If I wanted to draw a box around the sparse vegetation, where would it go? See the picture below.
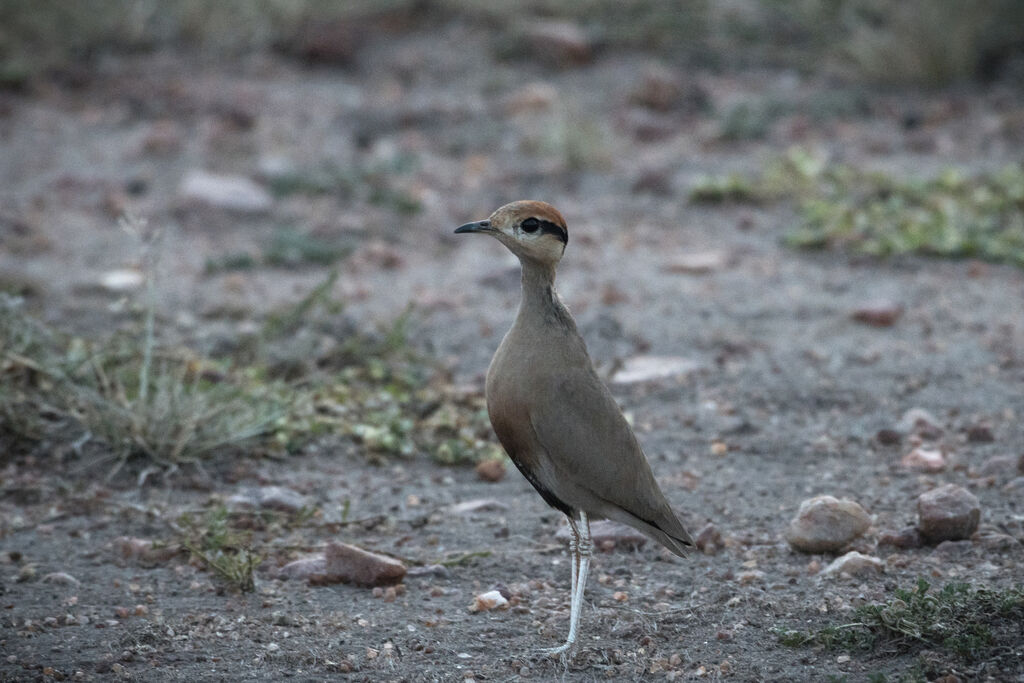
[779,579,1024,668]
[178,505,261,592]
[692,149,1024,267]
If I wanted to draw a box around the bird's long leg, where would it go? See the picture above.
[543,511,592,658]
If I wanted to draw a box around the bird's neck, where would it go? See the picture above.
[517,259,572,330]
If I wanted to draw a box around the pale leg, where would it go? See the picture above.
[543,511,592,657]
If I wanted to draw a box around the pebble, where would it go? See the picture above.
[965,422,995,443]
[822,551,884,577]
[447,499,509,515]
[878,526,922,549]
[917,484,981,543]
[631,63,683,112]
[469,590,509,612]
[974,454,1016,478]
[663,251,727,275]
[112,537,179,565]
[278,542,406,587]
[99,269,144,293]
[474,459,506,483]
[228,485,309,513]
[178,170,272,213]
[784,495,871,553]
[897,407,943,438]
[611,356,699,384]
[520,20,592,67]
[695,523,724,555]
[851,301,903,327]
[554,519,647,551]
[41,572,81,586]
[501,82,558,115]
[901,447,946,472]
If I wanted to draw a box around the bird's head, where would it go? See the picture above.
[455,200,568,265]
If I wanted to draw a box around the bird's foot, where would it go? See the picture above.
[538,640,575,661]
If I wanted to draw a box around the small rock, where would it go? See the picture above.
[631,168,674,196]
[141,119,182,155]
[737,570,765,585]
[278,542,406,587]
[663,251,727,275]
[933,540,974,557]
[1003,476,1024,494]
[974,454,1016,478]
[475,459,506,483]
[323,541,406,587]
[875,428,901,445]
[277,556,328,583]
[897,408,943,438]
[901,447,946,473]
[469,590,509,612]
[294,19,365,65]
[406,564,451,579]
[41,572,80,587]
[113,537,179,565]
[447,499,509,515]
[228,486,309,513]
[785,495,871,553]
[611,356,699,384]
[99,269,144,293]
[501,82,558,115]
[878,527,922,549]
[612,590,628,602]
[822,551,884,577]
[555,520,647,551]
[179,170,272,213]
[965,422,995,443]
[520,21,592,67]
[917,484,981,544]
[851,301,903,327]
[694,523,724,555]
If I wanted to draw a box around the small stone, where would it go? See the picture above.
[474,459,506,483]
[933,540,974,557]
[611,356,699,384]
[737,570,765,585]
[901,447,946,473]
[663,251,727,275]
[631,64,683,112]
[1003,476,1024,493]
[694,523,724,555]
[836,654,851,664]
[179,170,272,213]
[875,428,901,445]
[99,269,144,293]
[917,484,981,543]
[41,572,81,587]
[323,542,406,587]
[276,556,327,583]
[113,537,179,566]
[974,455,1016,478]
[851,301,903,327]
[555,520,647,551]
[710,441,728,456]
[785,495,871,553]
[520,21,592,67]
[822,551,884,577]
[878,527,922,549]
[141,119,182,155]
[501,82,558,115]
[228,486,309,513]
[897,408,943,438]
[612,591,628,602]
[966,422,995,443]
[469,590,509,612]
[447,499,509,515]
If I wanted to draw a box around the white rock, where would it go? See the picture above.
[447,499,509,515]
[612,356,699,384]
[179,170,272,213]
[663,251,727,274]
[900,447,945,472]
[99,269,144,292]
[822,551,884,577]
[469,590,509,612]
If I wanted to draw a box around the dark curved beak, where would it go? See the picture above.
[454,220,492,235]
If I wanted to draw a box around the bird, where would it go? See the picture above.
[454,200,693,656]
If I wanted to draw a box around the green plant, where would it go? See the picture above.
[779,579,1024,665]
[178,505,261,592]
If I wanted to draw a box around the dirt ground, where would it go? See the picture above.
[2,16,1024,683]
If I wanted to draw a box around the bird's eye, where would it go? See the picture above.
[521,218,539,233]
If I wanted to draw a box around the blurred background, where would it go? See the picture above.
[2,2,1024,680]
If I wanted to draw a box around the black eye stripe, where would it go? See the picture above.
[520,217,567,244]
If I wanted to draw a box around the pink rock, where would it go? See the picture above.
[822,551,883,577]
[901,447,946,473]
[323,542,405,587]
